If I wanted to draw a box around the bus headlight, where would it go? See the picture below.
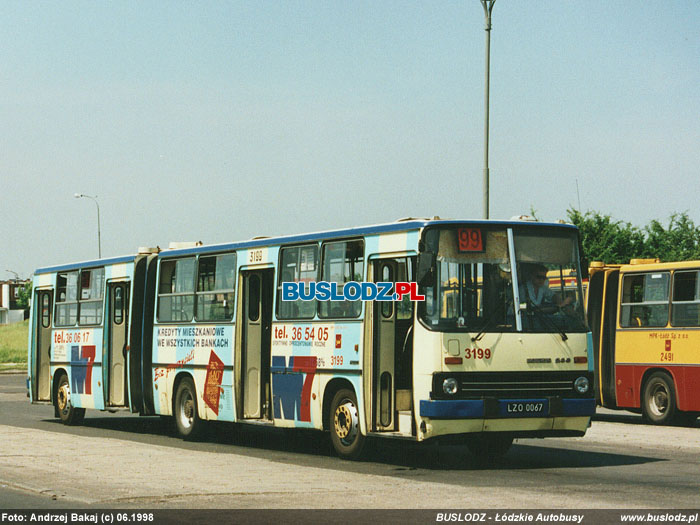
[574,376,590,394]
[442,377,459,396]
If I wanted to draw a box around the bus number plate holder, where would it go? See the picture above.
[501,400,549,417]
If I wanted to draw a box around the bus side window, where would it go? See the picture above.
[671,270,700,327]
[276,244,318,320]
[78,268,105,325]
[196,253,236,322]
[158,258,195,322]
[55,271,78,326]
[620,272,670,328]
[319,239,364,319]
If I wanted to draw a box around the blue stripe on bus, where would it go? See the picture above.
[419,400,485,419]
[420,397,596,419]
[35,255,136,274]
[562,398,596,416]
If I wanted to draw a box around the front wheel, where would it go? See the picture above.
[55,373,85,425]
[642,372,677,425]
[329,389,365,460]
[174,377,204,440]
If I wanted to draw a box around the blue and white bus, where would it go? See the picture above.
[28,218,595,459]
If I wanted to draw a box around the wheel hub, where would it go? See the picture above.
[57,383,70,413]
[651,385,668,415]
[180,392,194,428]
[334,400,358,444]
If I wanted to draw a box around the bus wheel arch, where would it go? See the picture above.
[172,373,204,440]
[641,370,678,425]
[53,370,85,425]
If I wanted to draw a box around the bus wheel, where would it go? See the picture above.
[174,377,203,440]
[330,389,365,460]
[642,372,677,425]
[55,373,85,425]
[466,433,513,462]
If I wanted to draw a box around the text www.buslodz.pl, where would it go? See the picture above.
[281,281,425,302]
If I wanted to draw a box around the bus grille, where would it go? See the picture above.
[431,371,593,400]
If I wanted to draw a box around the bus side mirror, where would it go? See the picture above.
[417,252,436,287]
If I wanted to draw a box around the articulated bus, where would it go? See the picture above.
[28,218,595,459]
[587,259,700,425]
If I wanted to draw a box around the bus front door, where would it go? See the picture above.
[371,258,415,433]
[33,289,53,402]
[106,282,129,407]
[241,269,273,419]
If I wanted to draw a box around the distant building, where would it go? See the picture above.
[0,279,30,325]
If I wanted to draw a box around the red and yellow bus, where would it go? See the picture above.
[587,259,700,425]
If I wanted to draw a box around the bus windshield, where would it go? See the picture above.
[420,226,587,333]
[513,228,587,333]
[421,227,515,332]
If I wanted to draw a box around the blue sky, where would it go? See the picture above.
[2,1,699,278]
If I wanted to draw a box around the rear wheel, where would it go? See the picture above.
[642,372,677,425]
[466,433,513,462]
[55,373,85,425]
[174,377,203,440]
[329,389,365,460]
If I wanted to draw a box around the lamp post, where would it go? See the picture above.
[481,0,496,220]
[74,193,101,258]
[5,270,20,280]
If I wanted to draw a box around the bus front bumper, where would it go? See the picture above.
[417,398,595,441]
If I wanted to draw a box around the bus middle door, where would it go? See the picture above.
[240,269,274,419]
[105,282,129,407]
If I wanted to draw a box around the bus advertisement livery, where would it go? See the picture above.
[27,218,595,460]
[587,259,700,426]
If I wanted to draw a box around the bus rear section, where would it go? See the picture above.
[587,259,700,425]
[413,223,595,456]
[27,252,155,423]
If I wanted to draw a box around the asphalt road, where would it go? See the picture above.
[1,373,698,510]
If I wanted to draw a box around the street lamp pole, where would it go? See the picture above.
[5,270,20,280]
[481,0,496,220]
[74,193,101,258]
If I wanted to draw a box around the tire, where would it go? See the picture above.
[55,373,85,426]
[174,377,203,440]
[642,372,677,425]
[465,433,513,462]
[329,388,365,460]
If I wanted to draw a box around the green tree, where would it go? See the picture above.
[16,280,32,311]
[567,209,645,264]
[641,213,700,262]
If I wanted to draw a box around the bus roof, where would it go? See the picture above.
[34,255,138,275]
[33,218,579,272]
[161,218,578,258]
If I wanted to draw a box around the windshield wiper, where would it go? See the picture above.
[472,301,510,342]
[526,301,568,341]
